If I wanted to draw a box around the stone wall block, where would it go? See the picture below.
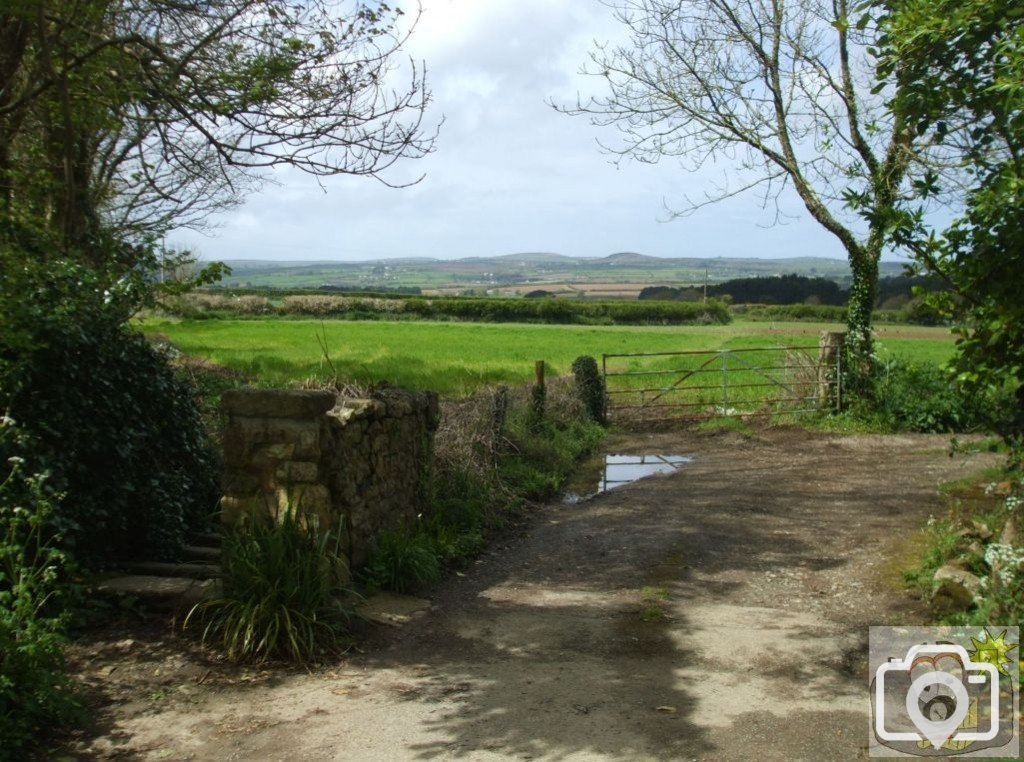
[222,470,260,496]
[258,442,296,461]
[275,461,320,483]
[221,387,436,573]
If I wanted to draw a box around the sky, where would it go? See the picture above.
[169,0,866,264]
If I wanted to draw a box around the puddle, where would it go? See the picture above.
[562,454,693,504]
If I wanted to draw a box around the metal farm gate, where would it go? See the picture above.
[601,342,842,424]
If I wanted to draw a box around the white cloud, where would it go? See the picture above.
[170,0,852,263]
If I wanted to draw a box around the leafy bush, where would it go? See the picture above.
[571,355,606,423]
[167,291,733,326]
[185,507,352,663]
[361,527,441,594]
[0,423,81,756]
[499,410,605,500]
[733,302,942,325]
[1,263,219,563]
[849,359,1002,433]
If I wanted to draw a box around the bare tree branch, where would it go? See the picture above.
[0,0,437,243]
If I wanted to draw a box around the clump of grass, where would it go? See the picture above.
[638,586,671,622]
[639,605,668,623]
[184,507,352,663]
[361,528,441,594]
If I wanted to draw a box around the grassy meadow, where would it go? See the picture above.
[144,318,957,397]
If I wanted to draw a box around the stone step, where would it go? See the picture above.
[128,561,221,579]
[182,544,220,562]
[97,575,219,610]
[192,531,223,546]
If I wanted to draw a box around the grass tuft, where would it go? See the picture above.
[184,507,353,663]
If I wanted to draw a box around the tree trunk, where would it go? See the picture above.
[845,246,880,374]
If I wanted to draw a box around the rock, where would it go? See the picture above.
[957,520,994,541]
[275,460,319,483]
[1001,516,1018,547]
[931,565,982,614]
[98,575,220,610]
[944,556,971,571]
[971,520,994,541]
[357,592,431,627]
[330,398,385,424]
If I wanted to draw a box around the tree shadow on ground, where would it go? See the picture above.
[349,448,861,760]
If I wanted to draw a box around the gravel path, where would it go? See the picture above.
[72,427,997,761]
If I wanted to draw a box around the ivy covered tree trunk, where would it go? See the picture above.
[846,249,880,371]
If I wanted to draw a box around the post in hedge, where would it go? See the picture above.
[531,360,546,419]
[572,355,607,424]
[818,331,846,410]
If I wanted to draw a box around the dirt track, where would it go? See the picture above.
[71,427,997,761]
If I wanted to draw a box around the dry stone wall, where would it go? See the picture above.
[221,387,440,573]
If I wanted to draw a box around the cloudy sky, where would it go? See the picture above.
[170,0,862,263]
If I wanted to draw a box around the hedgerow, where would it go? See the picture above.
[1,261,219,564]
[163,292,732,326]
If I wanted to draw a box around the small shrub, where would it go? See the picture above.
[848,359,1003,433]
[0,423,81,755]
[362,527,441,593]
[571,355,606,423]
[184,507,352,663]
[1,264,219,563]
[499,410,605,501]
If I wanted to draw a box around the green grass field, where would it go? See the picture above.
[143,318,957,397]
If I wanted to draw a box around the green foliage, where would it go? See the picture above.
[903,518,961,590]
[0,1,429,248]
[167,292,733,326]
[905,474,1024,630]
[185,508,352,663]
[876,0,1024,443]
[0,261,219,564]
[361,528,442,594]
[571,356,607,423]
[361,468,490,594]
[732,302,941,325]
[0,423,82,757]
[707,274,848,305]
[499,411,606,501]
[845,358,1003,433]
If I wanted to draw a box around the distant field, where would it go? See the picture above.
[143,318,956,397]
[217,253,907,292]
[430,282,658,298]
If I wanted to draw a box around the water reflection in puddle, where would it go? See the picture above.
[562,454,693,504]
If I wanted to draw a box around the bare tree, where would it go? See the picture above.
[0,0,435,253]
[560,0,950,360]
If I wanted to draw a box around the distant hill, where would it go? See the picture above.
[209,252,907,292]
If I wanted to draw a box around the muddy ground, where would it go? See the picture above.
[62,426,998,760]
